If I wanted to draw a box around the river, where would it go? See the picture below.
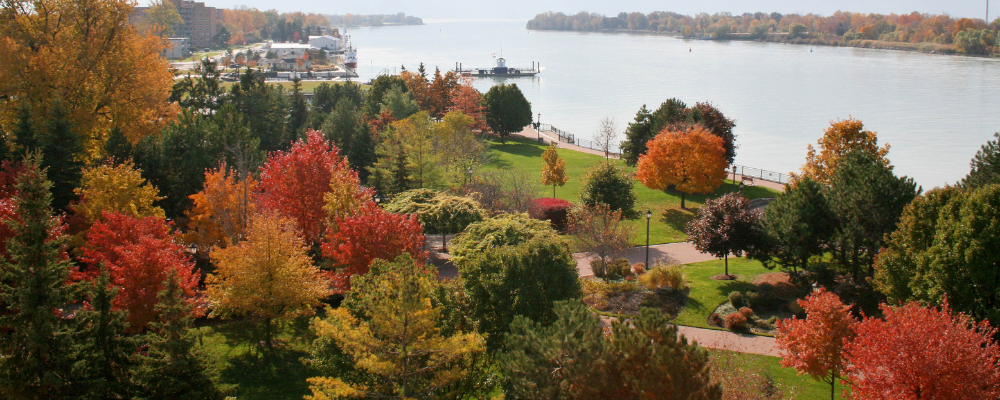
[348,19,1000,188]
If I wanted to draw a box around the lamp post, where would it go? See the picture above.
[467,165,474,187]
[536,113,541,143]
[645,210,652,268]
[732,165,738,192]
[739,181,745,195]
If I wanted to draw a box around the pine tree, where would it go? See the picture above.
[0,152,80,398]
[12,102,36,158]
[133,271,222,400]
[288,76,309,141]
[104,127,133,165]
[75,266,137,400]
[42,101,84,211]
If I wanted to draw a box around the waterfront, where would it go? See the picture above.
[350,19,1000,187]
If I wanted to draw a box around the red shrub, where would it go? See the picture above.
[739,306,755,319]
[528,197,572,232]
[725,312,748,331]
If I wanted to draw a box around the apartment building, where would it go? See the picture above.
[170,0,223,48]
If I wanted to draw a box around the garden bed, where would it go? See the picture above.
[581,277,687,318]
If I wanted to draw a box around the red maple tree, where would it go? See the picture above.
[844,300,1000,400]
[0,161,24,260]
[775,288,857,400]
[447,76,488,132]
[321,203,427,292]
[78,212,201,332]
[257,130,352,245]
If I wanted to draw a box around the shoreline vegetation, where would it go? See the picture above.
[527,11,1000,57]
[325,13,423,27]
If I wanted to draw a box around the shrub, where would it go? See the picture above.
[631,262,646,275]
[788,299,804,315]
[640,264,685,290]
[579,161,638,218]
[745,291,761,308]
[605,258,632,280]
[728,291,745,308]
[528,197,572,232]
[739,307,755,319]
[710,313,724,326]
[725,312,748,331]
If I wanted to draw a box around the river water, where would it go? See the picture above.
[349,19,1000,188]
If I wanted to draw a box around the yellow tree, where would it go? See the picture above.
[636,125,727,209]
[141,0,183,37]
[0,0,179,159]
[541,143,569,197]
[71,160,165,225]
[305,255,486,399]
[185,164,257,252]
[799,117,890,184]
[323,164,374,231]
[207,212,331,347]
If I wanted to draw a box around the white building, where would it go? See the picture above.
[308,35,342,51]
[163,37,191,59]
[261,41,313,58]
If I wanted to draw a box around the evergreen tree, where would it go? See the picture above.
[104,127,133,164]
[133,272,222,400]
[368,126,413,197]
[756,177,836,273]
[962,132,1000,188]
[0,153,80,398]
[364,76,408,118]
[621,98,689,166]
[287,76,309,141]
[321,98,375,182]
[578,161,637,218]
[228,68,290,153]
[482,83,532,143]
[12,102,37,157]
[42,101,84,211]
[75,267,137,400]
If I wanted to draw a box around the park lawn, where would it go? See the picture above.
[485,136,780,245]
[218,80,366,93]
[707,349,846,400]
[197,320,316,400]
[672,257,773,329]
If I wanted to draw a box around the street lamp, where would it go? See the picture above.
[536,113,541,143]
[739,181,745,195]
[645,210,652,268]
[732,165,738,192]
[467,165,474,186]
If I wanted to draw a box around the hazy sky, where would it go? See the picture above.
[215,0,994,21]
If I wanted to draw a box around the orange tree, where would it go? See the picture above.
[635,125,727,209]
[844,300,1000,399]
[776,289,857,400]
[185,164,258,252]
[799,117,890,184]
[0,0,178,159]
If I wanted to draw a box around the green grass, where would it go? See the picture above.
[219,80,365,93]
[485,136,780,245]
[708,349,847,400]
[198,320,315,399]
[672,257,774,329]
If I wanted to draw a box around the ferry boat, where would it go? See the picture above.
[343,35,358,69]
[455,57,540,77]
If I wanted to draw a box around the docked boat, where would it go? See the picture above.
[455,57,540,77]
[343,35,358,69]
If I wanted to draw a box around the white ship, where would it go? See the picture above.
[343,35,358,69]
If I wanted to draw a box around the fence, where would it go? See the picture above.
[538,124,620,157]
[732,165,791,184]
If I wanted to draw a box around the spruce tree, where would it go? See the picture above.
[12,103,37,158]
[287,76,309,141]
[75,266,137,399]
[103,127,133,165]
[0,152,80,398]
[133,271,222,400]
[42,101,84,211]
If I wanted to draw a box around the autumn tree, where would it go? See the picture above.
[322,204,427,292]
[384,189,485,251]
[448,76,488,132]
[844,301,1000,400]
[579,160,637,217]
[621,99,690,166]
[257,130,350,246]
[0,154,79,398]
[541,143,569,197]
[322,162,373,228]
[687,193,763,278]
[434,111,487,186]
[568,204,635,278]
[142,0,184,36]
[207,213,331,347]
[776,289,857,400]
[185,165,258,252]
[79,213,200,332]
[305,255,486,399]
[482,83,532,143]
[799,117,890,184]
[71,160,165,226]
[0,0,178,159]
[756,176,835,273]
[593,116,618,159]
[636,125,728,209]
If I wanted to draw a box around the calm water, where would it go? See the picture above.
[349,20,1000,188]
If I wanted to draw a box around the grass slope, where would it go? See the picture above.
[485,136,779,245]
[708,349,847,400]
[673,257,774,329]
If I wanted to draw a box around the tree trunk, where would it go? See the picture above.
[830,370,836,400]
[681,192,686,209]
[725,253,729,277]
[442,233,447,253]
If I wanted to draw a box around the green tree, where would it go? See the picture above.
[228,68,290,153]
[384,189,485,251]
[482,83,532,143]
[134,111,220,218]
[75,267,136,400]
[380,85,420,120]
[367,126,413,197]
[954,28,996,54]
[788,23,809,39]
[455,235,581,350]
[449,212,558,264]
[620,99,688,166]
[756,177,836,273]
[579,161,637,218]
[170,59,225,114]
[540,143,569,197]
[503,302,723,399]
[321,98,375,182]
[103,127,133,164]
[132,272,223,400]
[305,255,486,399]
[0,154,79,398]
[287,76,310,141]
[144,0,183,36]
[962,132,1000,188]
[313,81,365,114]
[364,76,408,118]
[827,149,918,277]
[42,100,84,211]
[686,193,764,277]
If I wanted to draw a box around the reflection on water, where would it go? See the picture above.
[350,20,1000,187]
